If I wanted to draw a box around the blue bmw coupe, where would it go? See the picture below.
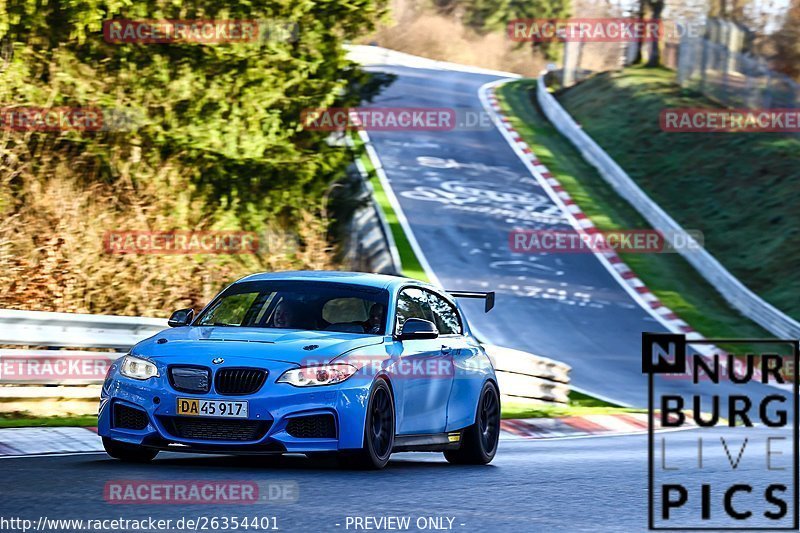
[99,271,500,469]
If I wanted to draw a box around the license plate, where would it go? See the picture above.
[176,398,248,418]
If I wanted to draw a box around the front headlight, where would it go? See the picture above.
[277,364,357,387]
[119,355,159,380]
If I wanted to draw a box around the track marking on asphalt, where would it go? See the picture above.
[0,451,106,459]
[355,67,629,391]
[477,79,691,345]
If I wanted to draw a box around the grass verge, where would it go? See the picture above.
[501,391,645,419]
[0,412,96,428]
[555,67,800,321]
[496,78,773,355]
[351,134,430,282]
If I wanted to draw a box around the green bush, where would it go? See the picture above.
[0,1,387,315]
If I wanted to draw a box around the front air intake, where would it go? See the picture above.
[159,417,271,442]
[286,414,337,439]
[113,403,149,430]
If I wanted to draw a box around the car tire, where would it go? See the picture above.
[444,382,500,465]
[102,437,158,463]
[345,379,394,470]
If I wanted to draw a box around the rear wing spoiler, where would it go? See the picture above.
[447,291,495,313]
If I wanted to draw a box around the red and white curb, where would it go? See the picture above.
[0,427,101,456]
[0,416,674,457]
[477,81,763,383]
[500,413,684,440]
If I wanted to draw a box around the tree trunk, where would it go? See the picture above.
[645,1,665,67]
[631,0,645,64]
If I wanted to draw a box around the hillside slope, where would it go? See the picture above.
[557,67,800,321]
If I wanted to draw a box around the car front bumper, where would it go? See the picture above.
[98,374,371,453]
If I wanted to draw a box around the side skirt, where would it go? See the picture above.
[392,430,464,452]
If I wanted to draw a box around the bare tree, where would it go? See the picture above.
[708,0,749,20]
[645,0,666,66]
[632,0,646,64]
[771,0,800,80]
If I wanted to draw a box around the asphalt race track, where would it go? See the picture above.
[6,439,641,533]
[360,59,790,409]
[360,63,661,407]
[3,427,793,533]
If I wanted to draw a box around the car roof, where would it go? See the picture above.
[235,270,438,293]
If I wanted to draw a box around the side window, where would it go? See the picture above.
[425,291,462,335]
[395,288,434,334]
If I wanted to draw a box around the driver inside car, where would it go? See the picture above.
[271,300,299,329]
[364,303,385,334]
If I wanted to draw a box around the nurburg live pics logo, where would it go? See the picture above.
[643,332,799,530]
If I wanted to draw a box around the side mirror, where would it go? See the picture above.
[398,318,439,340]
[168,308,194,328]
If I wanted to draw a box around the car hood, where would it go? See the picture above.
[133,326,386,366]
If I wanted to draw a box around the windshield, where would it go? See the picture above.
[194,280,390,335]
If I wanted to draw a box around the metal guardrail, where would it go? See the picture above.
[483,345,571,405]
[537,74,800,340]
[0,310,571,406]
[0,310,166,408]
[345,133,402,274]
[0,309,166,349]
